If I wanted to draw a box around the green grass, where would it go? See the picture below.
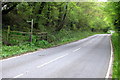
[1,30,104,59]
[112,33,120,79]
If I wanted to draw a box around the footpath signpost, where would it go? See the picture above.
[27,19,33,43]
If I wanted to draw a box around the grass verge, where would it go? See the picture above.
[1,30,103,59]
[112,33,120,79]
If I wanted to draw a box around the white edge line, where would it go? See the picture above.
[73,47,81,52]
[105,36,113,78]
[13,73,24,78]
[1,35,98,62]
[37,53,69,68]
[2,49,43,62]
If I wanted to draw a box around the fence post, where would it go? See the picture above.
[46,33,47,41]
[7,25,10,42]
[27,19,33,43]
[30,19,33,43]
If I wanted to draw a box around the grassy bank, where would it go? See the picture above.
[1,30,103,59]
[112,33,120,79]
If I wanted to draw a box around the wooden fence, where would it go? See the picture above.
[3,30,47,45]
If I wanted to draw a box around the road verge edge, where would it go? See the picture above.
[105,36,113,78]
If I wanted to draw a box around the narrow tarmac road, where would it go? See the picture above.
[1,34,111,78]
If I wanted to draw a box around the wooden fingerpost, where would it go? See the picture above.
[27,19,33,43]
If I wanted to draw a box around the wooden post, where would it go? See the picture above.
[46,33,48,41]
[27,19,33,43]
[7,25,10,42]
[45,33,47,41]
[30,19,33,43]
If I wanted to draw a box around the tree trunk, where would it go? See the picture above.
[55,3,68,32]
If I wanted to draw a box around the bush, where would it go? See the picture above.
[1,30,102,59]
[47,34,56,43]
[35,40,49,48]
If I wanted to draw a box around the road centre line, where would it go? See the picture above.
[13,73,24,78]
[13,54,69,78]
[73,47,81,52]
[73,37,98,52]
[2,35,97,62]
[37,53,69,68]
[83,36,99,47]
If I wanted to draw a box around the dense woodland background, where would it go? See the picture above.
[2,2,118,32]
[2,2,120,45]
[1,2,120,78]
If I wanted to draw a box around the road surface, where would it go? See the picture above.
[1,34,111,78]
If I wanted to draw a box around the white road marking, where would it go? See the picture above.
[1,35,98,62]
[12,54,69,78]
[2,49,43,62]
[13,73,24,78]
[37,53,69,68]
[105,36,113,78]
[85,36,99,47]
[73,47,81,52]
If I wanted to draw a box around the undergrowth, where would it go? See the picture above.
[112,33,120,79]
[1,30,103,59]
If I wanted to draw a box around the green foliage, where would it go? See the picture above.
[1,44,38,58]
[35,40,49,47]
[2,2,120,78]
[1,31,101,59]
[2,2,116,32]
[47,34,56,42]
[112,33,120,79]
